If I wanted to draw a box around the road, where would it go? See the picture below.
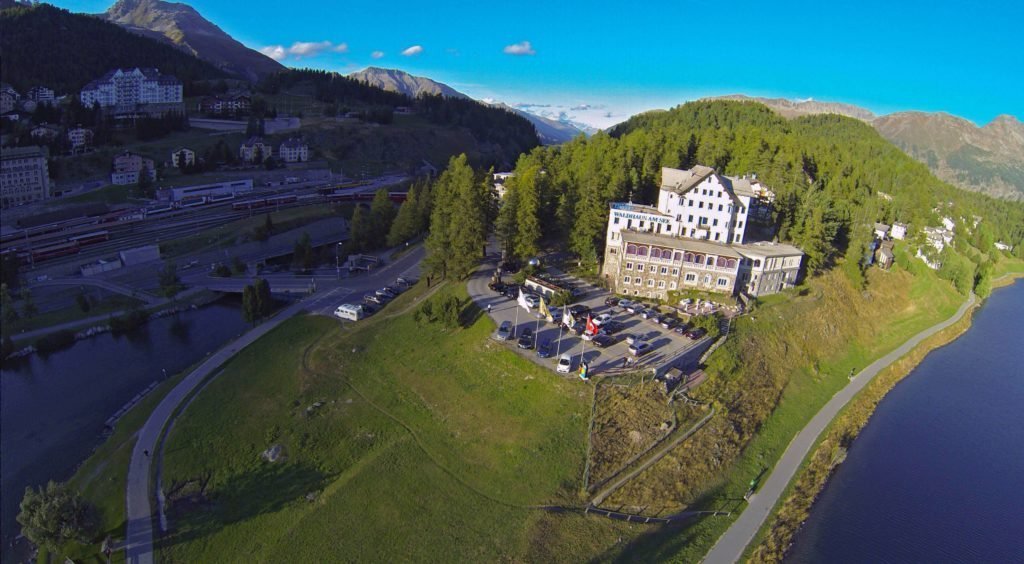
[702,292,977,564]
[123,246,424,564]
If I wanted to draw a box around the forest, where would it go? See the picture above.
[0,3,226,94]
[495,100,1024,292]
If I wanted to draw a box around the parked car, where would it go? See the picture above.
[602,320,625,334]
[494,320,514,341]
[556,353,573,374]
[617,298,634,311]
[660,316,679,330]
[640,308,658,319]
[488,281,506,293]
[360,302,380,315]
[628,341,653,356]
[687,327,707,340]
[548,308,563,324]
[581,328,604,341]
[673,323,689,334]
[382,285,402,295]
[376,288,396,299]
[570,286,586,297]
[523,294,539,308]
[626,302,646,314]
[568,304,591,317]
[570,321,587,336]
[593,334,616,348]
[604,296,620,307]
[364,294,385,305]
[502,285,520,300]
[396,276,417,287]
[518,327,535,349]
[592,313,613,327]
[625,333,647,346]
[537,339,554,358]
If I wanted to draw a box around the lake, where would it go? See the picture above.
[787,279,1024,562]
[0,299,247,560]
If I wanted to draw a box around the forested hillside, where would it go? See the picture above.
[497,101,1024,283]
[259,69,539,169]
[0,3,225,94]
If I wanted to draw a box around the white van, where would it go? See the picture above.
[334,304,364,321]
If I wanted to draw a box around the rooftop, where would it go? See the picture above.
[610,202,670,217]
[732,241,805,258]
[620,229,743,257]
[1,146,47,160]
[661,165,715,193]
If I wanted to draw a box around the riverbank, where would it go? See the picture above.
[746,270,1024,562]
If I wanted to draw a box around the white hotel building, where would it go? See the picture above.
[80,68,182,114]
[602,165,803,300]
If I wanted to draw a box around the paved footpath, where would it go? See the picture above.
[124,246,424,564]
[703,292,976,564]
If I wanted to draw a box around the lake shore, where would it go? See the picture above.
[746,270,1024,562]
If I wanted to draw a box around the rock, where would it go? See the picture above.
[260,444,283,463]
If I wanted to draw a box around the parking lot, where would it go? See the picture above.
[467,246,714,377]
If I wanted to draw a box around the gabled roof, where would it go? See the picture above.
[660,165,715,194]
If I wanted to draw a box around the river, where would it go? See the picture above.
[787,278,1024,562]
[0,299,247,559]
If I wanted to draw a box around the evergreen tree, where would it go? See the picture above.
[20,288,37,319]
[369,188,397,246]
[513,162,543,259]
[254,278,273,318]
[1,283,18,328]
[292,232,315,271]
[387,183,422,247]
[157,262,182,299]
[448,160,490,278]
[241,285,257,325]
[348,206,371,251]
[495,182,519,259]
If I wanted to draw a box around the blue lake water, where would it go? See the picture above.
[0,300,247,560]
[787,279,1024,562]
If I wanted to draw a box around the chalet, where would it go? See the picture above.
[171,147,196,168]
[239,137,271,163]
[278,138,309,163]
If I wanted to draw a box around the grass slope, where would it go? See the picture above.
[158,283,640,561]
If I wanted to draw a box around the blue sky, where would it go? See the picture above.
[58,0,1023,128]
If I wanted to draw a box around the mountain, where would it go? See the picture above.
[710,94,1024,201]
[709,94,877,121]
[0,2,225,94]
[103,0,283,82]
[349,67,468,99]
[349,67,587,145]
[874,112,1024,201]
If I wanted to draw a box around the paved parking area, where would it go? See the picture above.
[466,242,712,377]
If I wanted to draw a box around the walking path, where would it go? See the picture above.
[123,246,424,564]
[702,292,977,564]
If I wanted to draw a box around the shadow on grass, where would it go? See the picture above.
[155,462,328,551]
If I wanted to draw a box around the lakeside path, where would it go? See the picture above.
[703,291,977,564]
[124,247,424,564]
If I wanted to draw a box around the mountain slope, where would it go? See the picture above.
[710,94,1024,201]
[349,67,468,99]
[349,66,586,145]
[103,0,283,82]
[874,112,1024,201]
[0,2,225,94]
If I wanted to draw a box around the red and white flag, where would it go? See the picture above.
[585,314,598,336]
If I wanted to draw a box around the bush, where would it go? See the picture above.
[109,309,149,335]
[414,294,462,329]
[17,481,99,551]
[212,264,232,278]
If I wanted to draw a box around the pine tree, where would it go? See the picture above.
[241,285,257,325]
[369,188,397,246]
[513,162,543,260]
[17,481,98,551]
[348,206,371,251]
[495,182,519,259]
[387,183,421,247]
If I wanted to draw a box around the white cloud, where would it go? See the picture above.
[371,50,385,59]
[259,40,346,61]
[503,41,536,56]
[260,45,287,61]
[401,45,424,56]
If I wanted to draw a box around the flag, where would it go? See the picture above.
[517,288,531,312]
[585,314,598,336]
[539,296,552,322]
[563,306,575,328]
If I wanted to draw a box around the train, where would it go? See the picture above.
[323,190,408,203]
[231,194,298,211]
[1,230,110,265]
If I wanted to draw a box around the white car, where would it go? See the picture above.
[523,294,539,308]
[556,354,573,374]
[593,313,613,326]
[617,299,634,311]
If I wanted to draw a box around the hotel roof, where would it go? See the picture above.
[620,230,742,258]
[732,241,805,258]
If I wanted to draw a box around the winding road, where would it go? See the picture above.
[702,292,977,564]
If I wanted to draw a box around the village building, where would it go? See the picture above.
[1,146,51,208]
[171,147,196,168]
[873,222,890,240]
[29,124,61,142]
[0,88,18,115]
[198,94,251,116]
[874,240,895,270]
[28,86,55,104]
[277,138,309,163]
[995,241,1013,252]
[67,126,94,151]
[890,222,908,240]
[239,137,271,163]
[493,172,514,199]
[111,151,156,185]
[79,68,182,115]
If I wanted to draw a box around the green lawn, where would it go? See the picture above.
[6,294,142,335]
[158,283,641,561]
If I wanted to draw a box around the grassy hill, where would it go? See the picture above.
[0,3,225,94]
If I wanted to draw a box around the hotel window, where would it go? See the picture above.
[660,266,668,274]
[718,204,723,211]
[658,280,666,288]
[623,276,631,284]
[738,221,744,228]
[635,278,643,285]
[647,279,655,287]
[698,202,704,209]
[685,273,696,282]
[670,281,677,290]
[718,191,723,198]
[637,264,644,272]
[625,262,633,270]
[672,268,679,276]
[688,199,694,206]
[713,218,719,226]
[613,217,620,225]
[704,275,712,284]
[714,233,720,241]
[627,219,633,228]
[717,277,729,287]
[688,214,694,222]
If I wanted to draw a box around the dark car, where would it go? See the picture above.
[673,323,689,334]
[502,284,520,299]
[568,304,591,317]
[488,281,506,293]
[536,339,554,358]
[604,296,620,307]
[628,341,653,356]
[593,334,615,348]
[602,320,625,334]
[518,328,535,349]
[640,308,658,320]
[360,302,380,315]
[660,316,679,330]
[570,320,587,336]
[687,327,708,340]
[626,302,646,315]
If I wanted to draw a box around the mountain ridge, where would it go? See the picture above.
[102,0,283,82]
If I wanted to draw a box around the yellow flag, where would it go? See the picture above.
[539,296,552,321]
